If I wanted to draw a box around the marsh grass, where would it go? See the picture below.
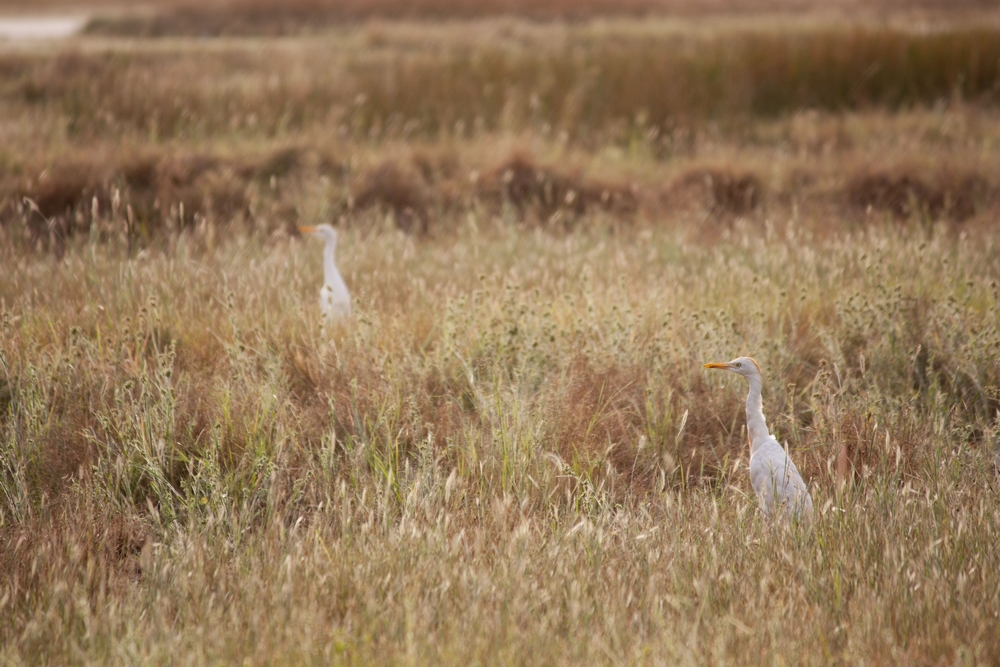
[3,123,999,247]
[4,19,1000,245]
[2,11,1000,665]
[2,214,1000,663]
[77,0,1000,35]
[5,24,1000,143]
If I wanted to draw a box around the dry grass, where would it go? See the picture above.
[3,216,999,664]
[6,137,997,248]
[76,0,1000,36]
[5,23,1000,143]
[17,0,1000,10]
[2,10,1000,665]
[846,167,990,222]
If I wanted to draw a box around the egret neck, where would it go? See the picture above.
[743,371,769,452]
[323,236,339,287]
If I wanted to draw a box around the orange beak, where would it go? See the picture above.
[298,225,316,234]
[703,362,730,370]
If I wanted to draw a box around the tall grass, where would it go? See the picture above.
[4,21,999,240]
[2,216,999,663]
[350,27,1000,137]
[79,0,1000,34]
[5,26,999,142]
[2,13,1000,664]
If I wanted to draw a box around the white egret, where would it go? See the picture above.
[704,357,813,522]
[299,224,351,320]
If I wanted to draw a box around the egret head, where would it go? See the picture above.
[298,224,338,247]
[703,356,762,379]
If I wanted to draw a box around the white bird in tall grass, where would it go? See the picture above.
[299,224,351,320]
[704,357,813,522]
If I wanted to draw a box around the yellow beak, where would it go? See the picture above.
[298,225,316,234]
[703,362,730,370]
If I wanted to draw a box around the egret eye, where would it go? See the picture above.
[734,362,742,367]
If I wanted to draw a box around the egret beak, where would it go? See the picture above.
[703,362,730,370]
[298,225,316,234]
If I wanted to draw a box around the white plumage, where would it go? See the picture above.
[299,224,351,320]
[704,356,813,522]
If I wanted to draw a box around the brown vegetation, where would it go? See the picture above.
[5,26,1000,144]
[351,159,430,233]
[6,144,998,251]
[481,154,639,224]
[5,213,999,663]
[846,168,990,221]
[1,148,315,247]
[670,169,764,215]
[80,0,1000,36]
[2,11,1000,664]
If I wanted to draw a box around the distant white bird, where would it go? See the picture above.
[299,224,351,320]
[704,357,813,522]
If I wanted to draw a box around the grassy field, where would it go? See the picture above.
[2,3,1000,665]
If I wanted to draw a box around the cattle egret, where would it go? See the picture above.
[299,224,351,320]
[704,357,813,522]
